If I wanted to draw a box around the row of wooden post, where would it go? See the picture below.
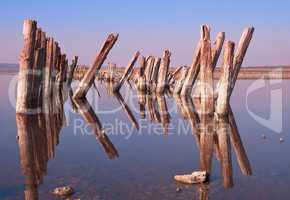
[16,19,78,114]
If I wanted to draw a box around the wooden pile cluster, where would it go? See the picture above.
[16,19,78,114]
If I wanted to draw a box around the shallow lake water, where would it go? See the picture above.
[0,70,290,200]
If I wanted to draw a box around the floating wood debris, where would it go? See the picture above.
[174,171,208,184]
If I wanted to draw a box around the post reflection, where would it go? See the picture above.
[173,95,252,199]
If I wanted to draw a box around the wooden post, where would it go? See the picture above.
[73,34,118,99]
[173,67,188,95]
[151,57,161,87]
[200,25,214,115]
[43,37,53,112]
[144,56,155,84]
[193,32,225,97]
[168,65,183,85]
[137,56,147,92]
[156,50,171,94]
[108,62,116,81]
[113,51,140,92]
[67,56,78,87]
[216,41,235,115]
[180,40,201,96]
[16,19,38,113]
[229,27,254,96]
[212,32,225,71]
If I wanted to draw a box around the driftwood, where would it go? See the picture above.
[156,50,171,94]
[174,171,207,184]
[74,34,118,98]
[113,51,140,92]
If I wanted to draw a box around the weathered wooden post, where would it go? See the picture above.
[168,65,183,85]
[67,56,78,87]
[216,41,235,115]
[43,37,54,113]
[107,62,116,81]
[173,67,188,95]
[212,32,225,71]
[16,19,37,113]
[156,50,171,94]
[113,51,140,92]
[144,56,155,85]
[229,27,254,96]
[137,56,147,92]
[193,32,225,97]
[151,57,161,89]
[74,34,118,99]
[180,40,201,96]
[200,25,214,115]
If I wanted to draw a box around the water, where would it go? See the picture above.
[0,71,290,199]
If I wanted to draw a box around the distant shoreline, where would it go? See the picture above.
[2,64,290,79]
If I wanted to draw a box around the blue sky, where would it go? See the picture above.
[1,0,290,66]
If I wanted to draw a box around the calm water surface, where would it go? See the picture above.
[0,71,290,200]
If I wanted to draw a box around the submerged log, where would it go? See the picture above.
[156,50,171,94]
[174,171,208,184]
[73,34,118,98]
[113,51,140,92]
[216,41,235,115]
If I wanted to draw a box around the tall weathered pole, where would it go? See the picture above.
[74,34,118,98]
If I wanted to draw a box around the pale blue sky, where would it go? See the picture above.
[1,0,290,66]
